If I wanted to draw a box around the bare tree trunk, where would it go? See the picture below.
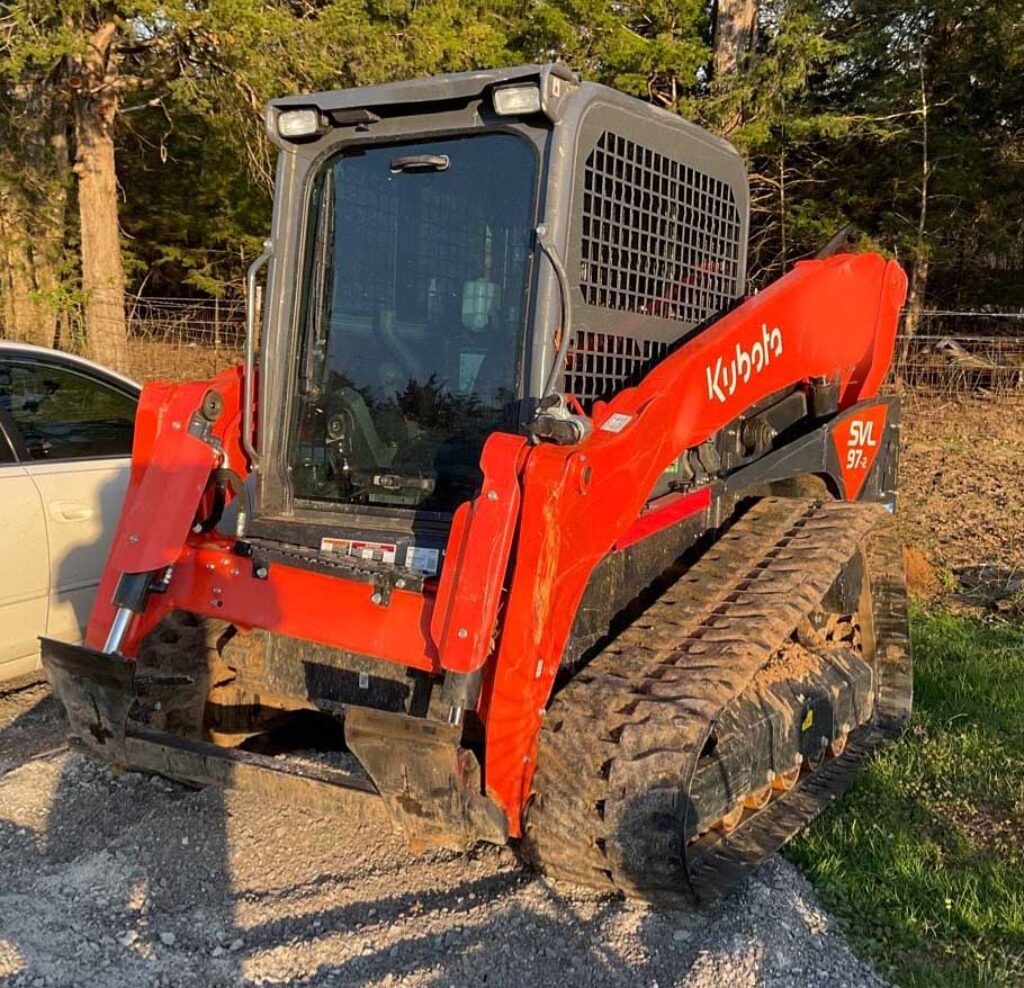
[779,141,787,275]
[712,0,759,134]
[0,245,14,336]
[29,116,70,349]
[713,0,759,80]
[73,20,127,371]
[0,191,54,345]
[899,58,930,372]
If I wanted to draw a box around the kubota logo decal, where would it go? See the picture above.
[706,324,784,404]
[831,404,889,499]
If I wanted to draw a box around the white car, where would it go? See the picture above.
[0,343,139,680]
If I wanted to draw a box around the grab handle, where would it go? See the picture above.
[243,238,273,470]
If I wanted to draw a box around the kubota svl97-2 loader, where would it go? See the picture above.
[43,63,911,905]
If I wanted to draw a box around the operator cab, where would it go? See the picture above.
[246,64,748,584]
[290,133,535,514]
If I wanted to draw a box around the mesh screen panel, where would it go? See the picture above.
[579,132,742,325]
[565,330,669,409]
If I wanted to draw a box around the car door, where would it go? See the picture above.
[0,413,49,678]
[0,356,137,649]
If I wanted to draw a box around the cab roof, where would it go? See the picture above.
[270,63,578,115]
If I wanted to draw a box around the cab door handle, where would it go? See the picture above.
[52,501,95,522]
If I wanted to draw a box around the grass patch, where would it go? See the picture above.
[788,610,1024,987]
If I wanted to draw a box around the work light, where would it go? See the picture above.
[277,108,321,139]
[492,84,542,116]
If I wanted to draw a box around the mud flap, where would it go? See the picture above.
[40,639,138,765]
[344,707,507,850]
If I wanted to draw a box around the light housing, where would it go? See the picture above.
[277,108,322,140]
[492,83,542,117]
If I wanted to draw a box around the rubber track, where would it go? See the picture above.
[522,497,911,906]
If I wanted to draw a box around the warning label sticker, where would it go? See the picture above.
[404,545,440,576]
[600,413,633,433]
[320,538,397,565]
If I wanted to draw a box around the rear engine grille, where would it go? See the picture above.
[580,131,743,325]
[565,330,669,410]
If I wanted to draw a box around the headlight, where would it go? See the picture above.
[492,84,542,116]
[277,108,321,139]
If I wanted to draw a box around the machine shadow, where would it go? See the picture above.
[0,652,841,985]
[0,696,248,984]
[232,870,687,986]
[0,680,64,772]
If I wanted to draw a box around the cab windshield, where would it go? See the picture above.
[289,132,536,512]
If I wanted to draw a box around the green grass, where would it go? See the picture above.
[788,610,1024,987]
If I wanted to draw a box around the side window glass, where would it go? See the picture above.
[0,363,18,465]
[0,424,15,464]
[0,359,137,461]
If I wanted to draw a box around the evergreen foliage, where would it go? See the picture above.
[0,0,1020,353]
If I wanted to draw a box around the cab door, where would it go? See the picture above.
[0,355,137,648]
[0,416,49,678]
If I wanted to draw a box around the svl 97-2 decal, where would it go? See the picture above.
[831,404,889,499]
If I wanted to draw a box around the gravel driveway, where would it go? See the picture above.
[0,680,887,988]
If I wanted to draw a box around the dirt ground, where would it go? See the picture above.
[1,392,1017,988]
[898,393,1024,609]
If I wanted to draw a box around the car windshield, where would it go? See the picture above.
[288,132,536,512]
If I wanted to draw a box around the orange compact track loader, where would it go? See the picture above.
[43,63,911,905]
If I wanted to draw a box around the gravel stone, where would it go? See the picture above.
[0,683,889,987]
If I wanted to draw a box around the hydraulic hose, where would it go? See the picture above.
[536,224,574,399]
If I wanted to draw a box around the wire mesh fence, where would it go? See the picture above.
[120,297,246,381]
[0,296,246,382]
[1,297,1022,395]
[890,310,1024,396]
